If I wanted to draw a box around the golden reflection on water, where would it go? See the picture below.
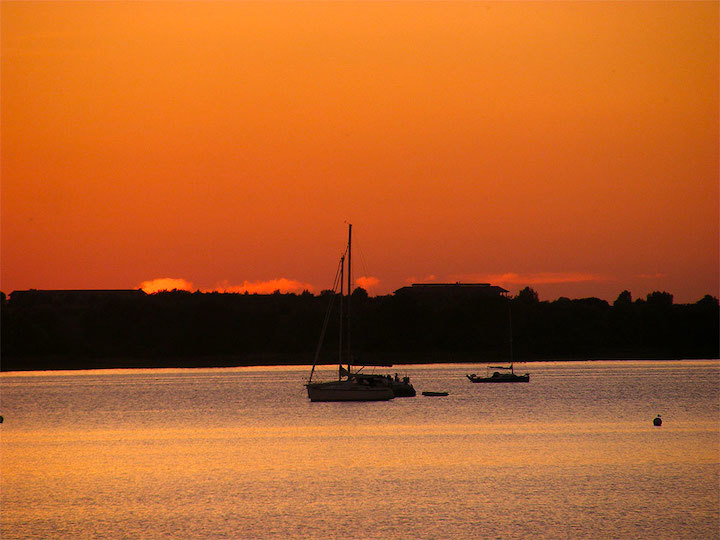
[2,361,718,539]
[4,423,717,482]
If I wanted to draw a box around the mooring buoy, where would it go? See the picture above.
[653,414,662,426]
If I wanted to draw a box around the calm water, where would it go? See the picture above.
[1,360,718,539]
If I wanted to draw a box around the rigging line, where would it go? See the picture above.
[507,295,514,365]
[309,257,343,383]
[353,236,371,287]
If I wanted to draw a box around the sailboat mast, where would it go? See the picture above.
[338,254,345,380]
[507,296,514,374]
[346,224,352,372]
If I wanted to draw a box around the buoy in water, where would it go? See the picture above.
[653,414,662,426]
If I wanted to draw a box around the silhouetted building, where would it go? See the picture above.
[393,283,509,302]
[9,289,146,306]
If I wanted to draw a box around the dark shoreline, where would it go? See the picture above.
[2,353,717,373]
[3,289,718,372]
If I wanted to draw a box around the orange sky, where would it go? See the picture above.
[2,1,718,302]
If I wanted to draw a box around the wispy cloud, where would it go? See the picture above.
[355,276,380,290]
[139,277,194,293]
[207,278,314,294]
[446,272,612,285]
[404,274,437,285]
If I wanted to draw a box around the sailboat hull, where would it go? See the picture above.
[306,381,394,402]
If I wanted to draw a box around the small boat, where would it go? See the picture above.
[466,297,530,383]
[467,365,529,383]
[422,391,449,396]
[389,372,416,397]
[305,225,395,402]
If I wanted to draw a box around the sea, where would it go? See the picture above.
[1,360,718,539]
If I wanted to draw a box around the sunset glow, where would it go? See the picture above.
[139,278,194,294]
[209,278,314,295]
[2,1,717,302]
[355,276,380,292]
[138,277,315,294]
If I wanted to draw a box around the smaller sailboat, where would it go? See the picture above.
[467,296,530,383]
[466,364,529,383]
[306,225,395,402]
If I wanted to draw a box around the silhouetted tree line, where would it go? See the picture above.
[1,287,717,371]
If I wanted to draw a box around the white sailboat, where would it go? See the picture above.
[305,224,395,402]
